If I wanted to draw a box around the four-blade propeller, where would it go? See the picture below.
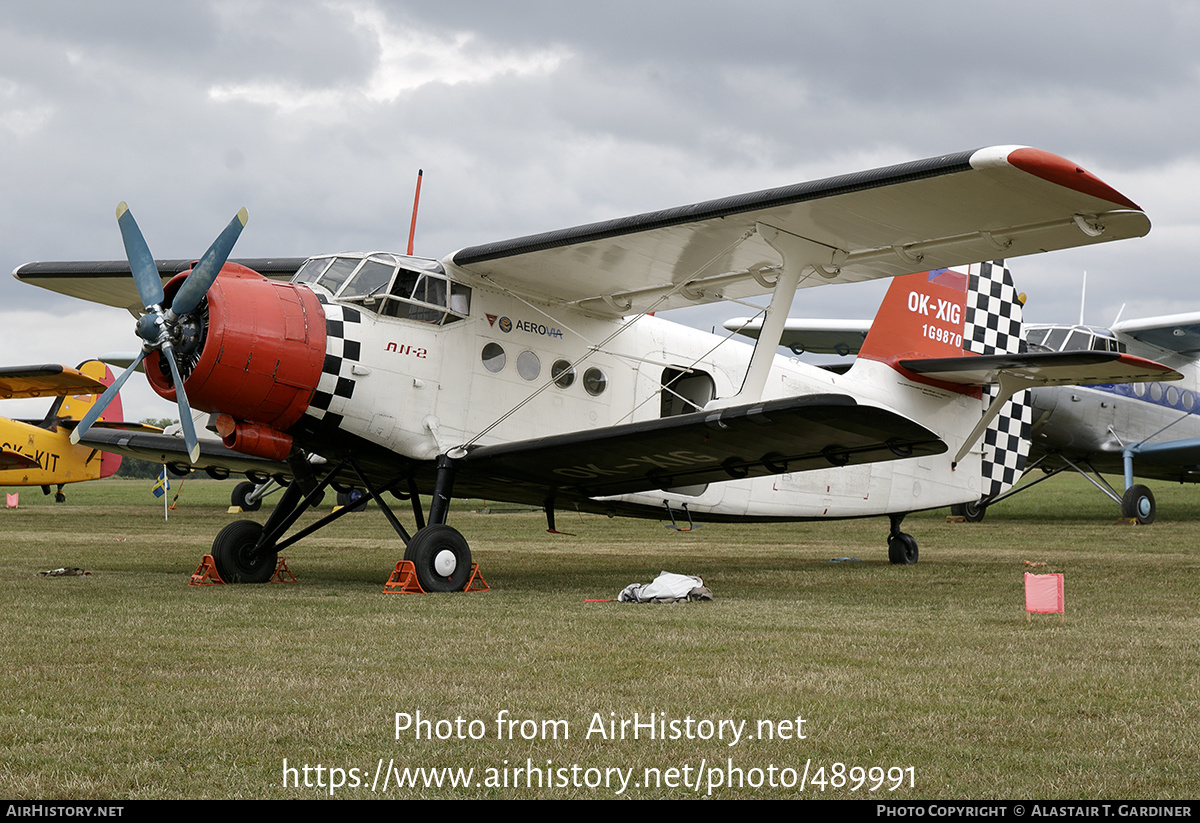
[69,203,249,463]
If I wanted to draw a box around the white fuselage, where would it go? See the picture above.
[305,275,988,520]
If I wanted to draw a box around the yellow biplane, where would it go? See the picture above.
[0,360,147,502]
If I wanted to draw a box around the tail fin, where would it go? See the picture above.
[965,261,1033,499]
[856,261,1031,497]
[57,360,124,478]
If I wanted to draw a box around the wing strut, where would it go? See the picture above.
[710,222,846,408]
[951,372,1031,466]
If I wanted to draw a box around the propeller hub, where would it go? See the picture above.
[135,310,166,345]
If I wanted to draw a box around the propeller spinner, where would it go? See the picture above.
[69,203,249,463]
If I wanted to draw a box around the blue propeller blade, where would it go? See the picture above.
[116,203,164,310]
[171,208,248,316]
[159,342,201,463]
[158,343,200,465]
[69,350,147,446]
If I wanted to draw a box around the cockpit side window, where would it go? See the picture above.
[294,257,332,284]
[316,257,360,295]
[1044,328,1069,351]
[340,259,394,299]
[1063,329,1091,351]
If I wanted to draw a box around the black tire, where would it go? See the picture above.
[1121,484,1156,525]
[403,525,472,592]
[231,481,262,512]
[950,499,987,523]
[212,520,277,584]
[54,491,66,503]
[887,532,919,565]
[336,489,369,512]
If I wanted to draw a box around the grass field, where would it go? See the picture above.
[1,476,1197,799]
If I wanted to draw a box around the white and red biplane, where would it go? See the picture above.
[13,146,1171,589]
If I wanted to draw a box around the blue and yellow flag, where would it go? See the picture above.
[152,468,170,498]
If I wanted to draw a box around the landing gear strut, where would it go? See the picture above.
[887,514,919,564]
[208,451,474,591]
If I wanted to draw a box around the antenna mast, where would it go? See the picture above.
[406,169,423,256]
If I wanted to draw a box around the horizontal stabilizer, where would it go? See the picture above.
[462,394,945,498]
[898,351,1181,387]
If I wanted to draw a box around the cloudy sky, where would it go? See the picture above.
[2,0,1198,419]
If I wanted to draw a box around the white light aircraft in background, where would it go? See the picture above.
[13,146,1169,589]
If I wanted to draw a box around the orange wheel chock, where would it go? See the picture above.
[190,555,225,586]
[269,556,297,584]
[190,554,296,585]
[384,560,423,593]
[384,561,490,594]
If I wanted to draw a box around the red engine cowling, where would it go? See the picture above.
[145,263,326,437]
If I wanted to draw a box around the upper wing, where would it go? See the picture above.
[898,351,1181,387]
[0,364,108,399]
[460,394,945,499]
[724,317,871,355]
[1113,311,1200,355]
[447,146,1149,317]
[12,258,306,313]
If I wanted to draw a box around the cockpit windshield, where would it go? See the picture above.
[293,253,471,325]
[1025,324,1125,354]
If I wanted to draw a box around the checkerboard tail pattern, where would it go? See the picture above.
[965,261,1032,498]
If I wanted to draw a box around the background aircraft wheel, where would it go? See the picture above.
[230,481,262,512]
[403,525,472,592]
[950,500,986,522]
[1121,484,1156,525]
[336,489,368,512]
[212,520,277,584]
[887,533,919,564]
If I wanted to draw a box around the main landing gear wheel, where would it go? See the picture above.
[404,525,472,592]
[231,481,262,512]
[212,520,278,584]
[950,499,987,523]
[1121,484,1156,525]
[888,533,919,565]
